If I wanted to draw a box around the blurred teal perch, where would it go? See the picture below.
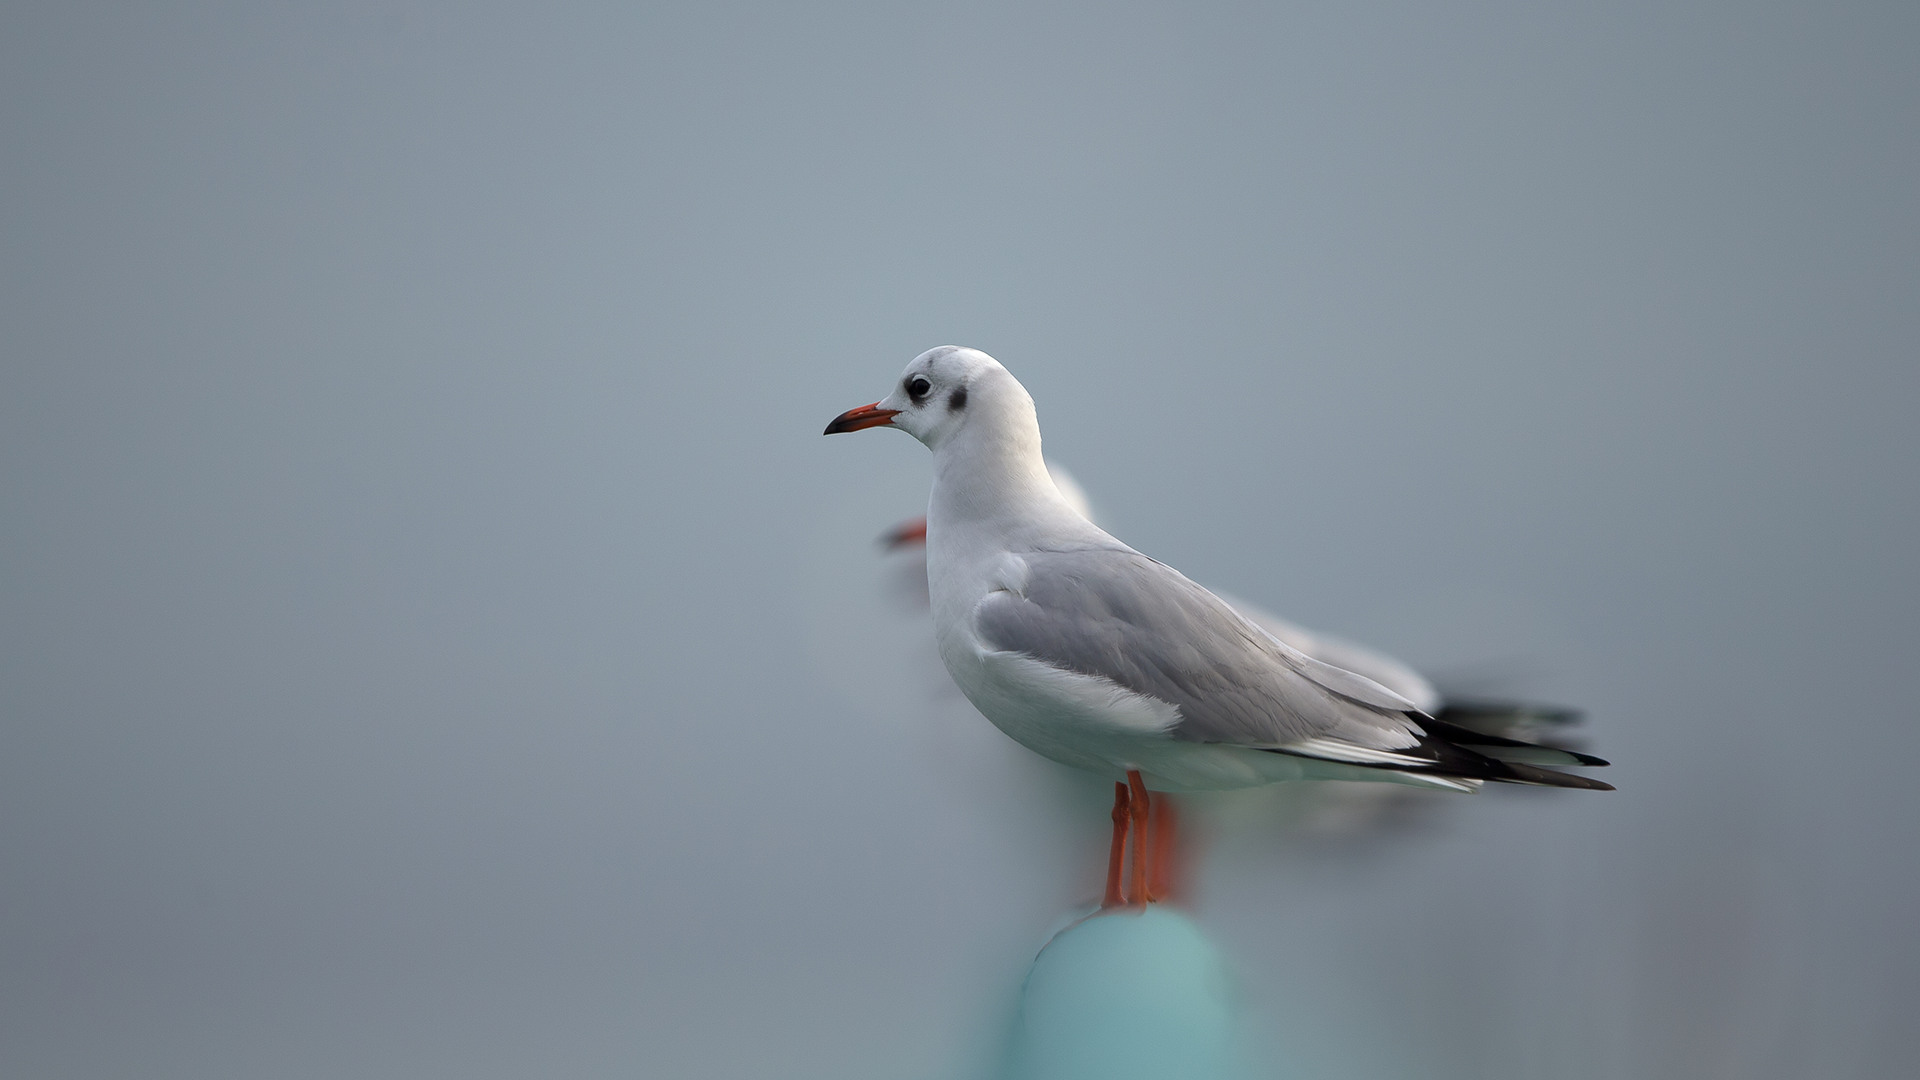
[999,908,1246,1080]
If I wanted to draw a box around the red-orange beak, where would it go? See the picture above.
[823,402,901,435]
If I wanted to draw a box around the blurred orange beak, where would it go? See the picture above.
[881,516,928,548]
[823,402,901,435]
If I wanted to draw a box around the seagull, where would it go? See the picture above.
[878,464,1597,857]
[826,346,1610,907]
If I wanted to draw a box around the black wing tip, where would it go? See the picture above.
[1416,716,1612,769]
[1256,742,1616,792]
[1492,760,1616,791]
[1400,726,1616,792]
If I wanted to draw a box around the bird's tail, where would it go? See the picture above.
[1418,710,1615,791]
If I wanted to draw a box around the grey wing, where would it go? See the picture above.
[1213,589,1445,715]
[973,547,1427,753]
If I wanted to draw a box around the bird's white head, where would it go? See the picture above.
[823,346,1035,454]
[826,347,1089,534]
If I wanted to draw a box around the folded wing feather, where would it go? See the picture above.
[971,546,1427,753]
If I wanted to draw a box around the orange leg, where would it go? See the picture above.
[1103,781,1131,908]
[1147,795,1181,904]
[1127,770,1151,908]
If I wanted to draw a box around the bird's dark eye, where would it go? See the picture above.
[907,376,931,400]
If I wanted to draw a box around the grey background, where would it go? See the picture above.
[3,2,1915,1078]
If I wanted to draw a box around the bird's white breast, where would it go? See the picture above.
[926,537,1182,775]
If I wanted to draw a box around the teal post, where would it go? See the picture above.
[999,907,1246,1080]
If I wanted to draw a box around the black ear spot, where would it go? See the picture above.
[948,387,968,411]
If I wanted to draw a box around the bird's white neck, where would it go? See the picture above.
[926,409,1094,550]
